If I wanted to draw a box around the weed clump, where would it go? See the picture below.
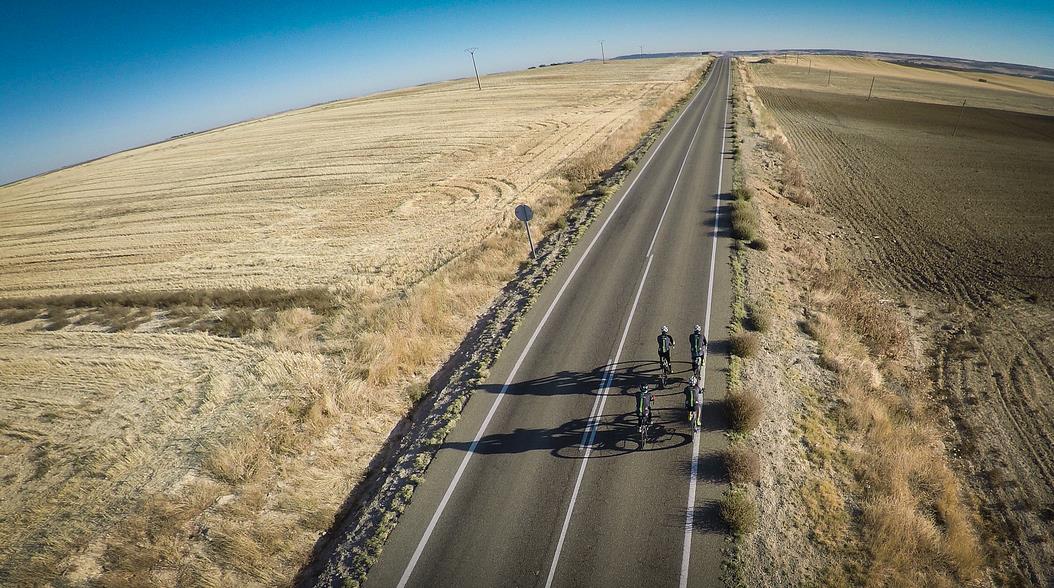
[731,200,760,242]
[731,331,761,357]
[726,389,763,433]
[725,445,761,484]
[721,487,758,535]
[747,300,773,333]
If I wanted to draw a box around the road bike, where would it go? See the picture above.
[638,404,652,449]
[659,356,671,388]
[691,353,703,380]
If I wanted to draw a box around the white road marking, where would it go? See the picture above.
[394,61,720,588]
[544,254,655,588]
[680,58,731,588]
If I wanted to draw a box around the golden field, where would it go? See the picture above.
[0,57,709,585]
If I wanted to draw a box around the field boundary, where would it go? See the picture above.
[299,61,714,587]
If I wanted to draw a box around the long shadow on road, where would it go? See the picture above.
[441,358,727,460]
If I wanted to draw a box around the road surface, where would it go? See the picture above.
[365,56,734,588]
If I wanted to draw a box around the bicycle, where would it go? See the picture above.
[659,355,671,388]
[639,404,652,449]
[691,353,703,380]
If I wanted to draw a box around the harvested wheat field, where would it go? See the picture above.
[746,56,1054,585]
[0,57,709,585]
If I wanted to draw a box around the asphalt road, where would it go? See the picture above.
[365,56,735,588]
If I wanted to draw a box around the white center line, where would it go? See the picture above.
[679,58,731,588]
[394,62,719,588]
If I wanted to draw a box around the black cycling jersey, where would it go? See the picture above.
[689,332,707,357]
[657,333,674,353]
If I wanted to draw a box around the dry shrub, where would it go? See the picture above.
[721,487,758,535]
[749,236,769,251]
[785,185,817,207]
[733,186,754,201]
[747,300,772,333]
[731,331,761,357]
[811,267,909,359]
[725,445,760,484]
[731,200,760,242]
[727,389,763,433]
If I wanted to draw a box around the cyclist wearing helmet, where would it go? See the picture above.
[689,324,707,373]
[684,375,699,411]
[657,325,675,371]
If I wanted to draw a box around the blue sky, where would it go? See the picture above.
[2,0,1052,185]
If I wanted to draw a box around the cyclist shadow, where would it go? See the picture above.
[440,359,706,459]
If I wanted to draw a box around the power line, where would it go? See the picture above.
[465,47,481,91]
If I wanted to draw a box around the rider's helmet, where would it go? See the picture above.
[689,376,698,386]
[661,325,669,334]
[639,383,649,393]
[694,324,701,333]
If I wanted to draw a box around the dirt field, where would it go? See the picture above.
[747,56,1054,585]
[0,57,708,585]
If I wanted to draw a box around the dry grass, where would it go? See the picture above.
[0,57,710,585]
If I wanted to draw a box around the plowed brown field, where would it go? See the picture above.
[752,57,1054,585]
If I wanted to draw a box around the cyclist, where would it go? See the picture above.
[636,384,653,428]
[657,325,675,373]
[684,375,699,412]
[689,324,707,376]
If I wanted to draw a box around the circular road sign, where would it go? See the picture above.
[514,204,534,223]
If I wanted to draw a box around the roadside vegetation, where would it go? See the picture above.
[722,57,985,586]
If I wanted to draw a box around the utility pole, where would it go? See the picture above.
[808,59,812,75]
[827,68,832,86]
[952,99,967,136]
[600,40,606,64]
[867,76,876,101]
[465,47,481,90]
[639,44,644,58]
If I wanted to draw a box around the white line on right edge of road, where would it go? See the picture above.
[394,61,719,588]
[679,57,731,588]
[544,254,655,588]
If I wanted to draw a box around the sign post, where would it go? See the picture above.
[514,204,536,260]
